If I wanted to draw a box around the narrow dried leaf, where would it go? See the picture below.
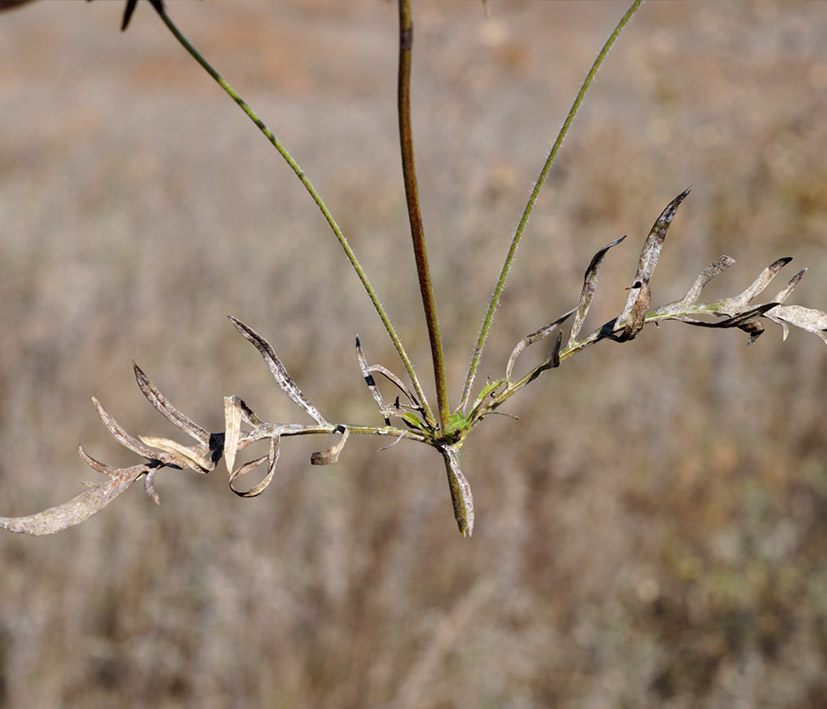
[616,189,690,339]
[0,458,147,536]
[134,363,210,444]
[506,309,574,382]
[356,336,390,425]
[224,395,243,473]
[442,447,474,538]
[366,365,422,410]
[92,397,180,466]
[681,255,736,305]
[229,316,328,425]
[568,235,626,346]
[767,304,827,344]
[311,426,350,465]
[773,268,807,304]
[717,257,792,314]
[673,303,780,335]
[139,436,215,472]
[229,436,280,498]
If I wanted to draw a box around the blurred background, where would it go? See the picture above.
[0,1,826,706]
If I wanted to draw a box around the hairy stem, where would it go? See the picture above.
[398,0,451,433]
[155,5,434,422]
[458,0,644,411]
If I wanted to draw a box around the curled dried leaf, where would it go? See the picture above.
[310,426,350,465]
[568,234,626,346]
[229,436,279,498]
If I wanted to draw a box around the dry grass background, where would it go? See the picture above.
[0,0,826,706]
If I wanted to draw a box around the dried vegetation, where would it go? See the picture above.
[0,1,826,707]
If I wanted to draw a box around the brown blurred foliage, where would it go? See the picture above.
[0,1,826,706]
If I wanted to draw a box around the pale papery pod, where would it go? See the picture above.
[311,426,350,465]
[229,316,328,426]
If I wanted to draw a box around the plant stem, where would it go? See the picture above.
[458,0,644,411]
[155,6,434,423]
[397,0,451,434]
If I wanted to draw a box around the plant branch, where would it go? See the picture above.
[458,0,644,411]
[397,0,450,434]
[155,4,433,422]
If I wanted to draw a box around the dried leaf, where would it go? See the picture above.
[134,363,210,444]
[616,189,690,340]
[672,302,779,335]
[229,316,328,426]
[311,426,350,465]
[229,436,280,498]
[773,268,807,304]
[356,336,390,425]
[681,255,736,305]
[0,455,148,536]
[568,235,626,346]
[224,395,243,473]
[442,447,474,538]
[92,397,181,467]
[139,436,215,472]
[767,304,827,344]
[715,257,792,315]
[506,309,574,382]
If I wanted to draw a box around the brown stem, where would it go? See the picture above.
[397,0,450,433]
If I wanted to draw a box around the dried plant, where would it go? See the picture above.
[1,0,825,538]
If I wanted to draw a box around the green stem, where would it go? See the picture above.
[155,6,434,423]
[397,0,451,433]
[458,0,644,411]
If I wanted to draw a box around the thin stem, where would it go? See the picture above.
[397,0,451,433]
[458,0,644,411]
[155,6,434,423]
